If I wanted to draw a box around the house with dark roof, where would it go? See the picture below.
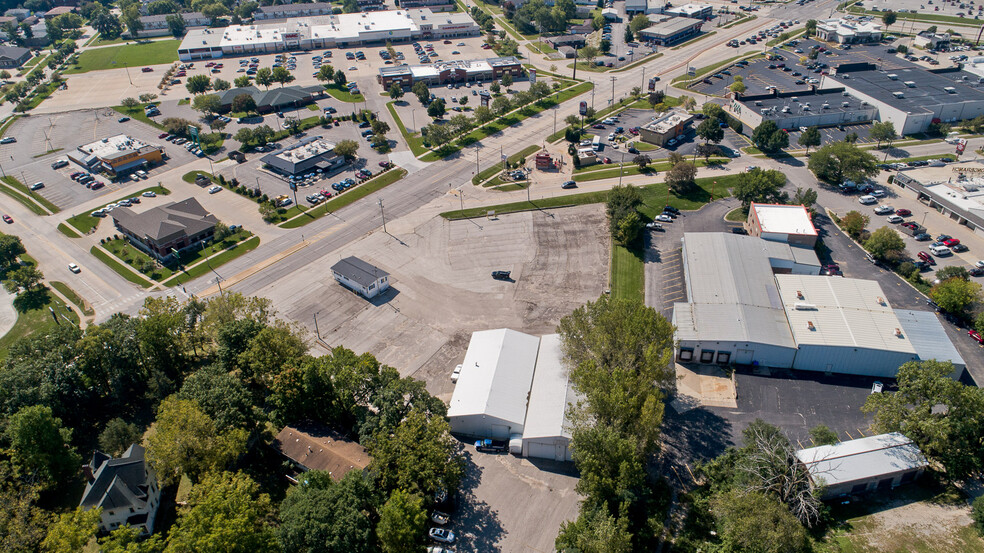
[547,34,586,49]
[273,425,371,482]
[112,197,219,262]
[80,444,161,535]
[0,44,31,68]
[217,84,325,114]
[331,256,390,299]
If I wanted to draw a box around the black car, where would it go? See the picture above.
[731,227,748,235]
[561,180,577,189]
[491,271,511,280]
[952,244,969,252]
[663,205,680,214]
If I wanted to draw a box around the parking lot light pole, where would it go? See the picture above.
[610,76,616,108]
[313,310,321,339]
[378,198,387,233]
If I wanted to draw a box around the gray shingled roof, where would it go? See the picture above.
[80,444,152,512]
[112,197,217,243]
[331,256,388,287]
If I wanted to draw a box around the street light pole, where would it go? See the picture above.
[610,76,616,108]
[618,151,625,186]
[313,311,321,339]
[378,198,387,233]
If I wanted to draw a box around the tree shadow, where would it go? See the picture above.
[659,400,734,480]
[13,287,50,313]
[453,449,507,552]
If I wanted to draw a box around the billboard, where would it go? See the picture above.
[481,94,489,107]
[579,101,587,115]
[187,125,199,145]
[529,68,536,83]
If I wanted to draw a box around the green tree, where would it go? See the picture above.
[333,139,359,160]
[490,81,501,95]
[254,67,273,89]
[845,131,859,144]
[316,64,335,84]
[412,81,429,105]
[166,471,278,553]
[231,93,256,114]
[388,82,404,101]
[3,264,43,295]
[491,96,512,115]
[278,471,378,553]
[864,225,906,262]
[234,75,251,88]
[606,184,642,244]
[665,161,697,194]
[578,45,599,66]
[427,98,446,119]
[730,80,747,94]
[869,121,897,148]
[929,277,982,315]
[98,418,142,457]
[0,460,52,552]
[178,366,256,431]
[558,295,674,454]
[474,105,495,128]
[166,14,185,37]
[936,265,970,282]
[629,13,651,35]
[367,409,464,498]
[809,424,839,446]
[797,126,821,154]
[377,489,428,553]
[501,72,513,88]
[238,320,307,385]
[271,65,295,87]
[99,526,165,553]
[556,505,633,553]
[42,507,101,553]
[191,93,222,118]
[840,210,869,240]
[120,96,139,110]
[711,490,809,553]
[863,360,984,479]
[147,0,177,15]
[6,405,81,489]
[733,168,787,210]
[212,78,231,92]
[804,19,817,36]
[882,10,897,30]
[972,495,984,536]
[808,141,878,184]
[333,70,347,87]
[696,117,724,161]
[185,74,212,95]
[146,396,248,485]
[0,234,26,268]
[752,120,789,153]
[424,123,453,149]
[792,187,818,209]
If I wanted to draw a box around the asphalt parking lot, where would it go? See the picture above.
[860,0,984,19]
[389,78,541,135]
[1,110,201,210]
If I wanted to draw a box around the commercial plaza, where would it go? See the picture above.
[177,8,480,60]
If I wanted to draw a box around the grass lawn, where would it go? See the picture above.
[182,171,215,184]
[386,102,428,157]
[568,61,614,73]
[65,185,170,235]
[725,207,745,221]
[892,153,957,164]
[49,281,94,316]
[0,288,79,360]
[63,40,180,74]
[164,236,260,286]
[633,141,660,151]
[91,35,141,47]
[281,168,408,228]
[324,84,364,103]
[612,52,664,73]
[89,246,153,288]
[103,238,175,281]
[23,54,47,68]
[671,54,751,84]
[113,104,165,131]
[611,241,644,302]
[1,175,59,213]
[0,115,20,137]
[17,81,61,112]
[32,147,63,158]
[56,223,80,238]
[574,158,728,182]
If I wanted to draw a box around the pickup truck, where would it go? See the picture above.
[474,439,507,453]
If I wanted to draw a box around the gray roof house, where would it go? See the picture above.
[331,256,390,299]
[0,44,31,68]
[217,84,325,114]
[112,197,219,262]
[80,444,161,535]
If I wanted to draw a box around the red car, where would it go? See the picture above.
[205,62,215,67]
[175,71,186,77]
[970,329,984,344]
[158,132,169,138]
[320,189,333,198]
[917,251,936,265]
[943,238,961,247]
[2,215,11,224]
[141,67,153,72]
[896,208,912,217]
[901,222,917,229]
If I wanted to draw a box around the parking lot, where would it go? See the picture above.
[1,110,201,210]
[859,0,984,19]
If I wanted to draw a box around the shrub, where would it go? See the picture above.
[973,496,984,535]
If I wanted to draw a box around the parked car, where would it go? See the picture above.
[655,214,673,222]
[208,185,222,194]
[0,137,16,144]
[117,116,130,123]
[970,329,984,344]
[2,215,12,224]
[561,180,576,189]
[896,208,912,217]
[491,270,511,280]
[474,439,507,453]
[68,262,80,273]
[429,528,456,544]
[874,205,894,215]
[887,215,904,223]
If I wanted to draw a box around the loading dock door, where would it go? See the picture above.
[735,349,754,364]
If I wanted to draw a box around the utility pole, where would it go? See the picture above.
[591,80,595,110]
[618,151,625,186]
[378,198,387,233]
[610,76,616,108]
[553,106,557,135]
[313,311,321,339]
[475,146,480,176]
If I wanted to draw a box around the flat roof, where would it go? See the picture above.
[752,203,818,236]
[828,65,984,115]
[270,136,336,164]
[796,432,927,486]
[78,134,158,160]
[641,16,702,35]
[522,334,578,441]
[817,17,882,36]
[739,89,872,115]
[775,274,917,353]
[179,28,226,50]
[895,309,966,369]
[447,329,541,428]
[642,109,693,133]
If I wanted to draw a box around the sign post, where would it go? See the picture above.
[187,125,199,146]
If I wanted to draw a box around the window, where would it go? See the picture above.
[700,350,715,363]
[678,348,694,362]
[716,351,731,364]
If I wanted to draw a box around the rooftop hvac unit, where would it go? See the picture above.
[796,290,804,299]
[822,103,829,109]
[794,303,817,310]
[893,91,904,98]
[904,81,916,88]
[877,296,885,305]
[887,73,898,80]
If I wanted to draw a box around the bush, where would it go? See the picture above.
[974,495,984,535]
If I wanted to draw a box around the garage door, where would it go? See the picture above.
[525,440,557,460]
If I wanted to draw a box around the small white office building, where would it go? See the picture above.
[330,256,390,299]
[796,433,928,499]
[521,334,577,462]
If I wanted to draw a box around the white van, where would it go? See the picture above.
[858,195,877,205]
[930,244,951,256]
[135,169,148,179]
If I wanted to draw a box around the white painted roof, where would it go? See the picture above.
[752,203,818,236]
[522,334,579,441]
[776,274,917,353]
[447,329,541,428]
[796,432,927,486]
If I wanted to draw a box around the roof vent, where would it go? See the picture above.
[807,321,816,330]
[895,328,902,337]
[877,296,885,305]
[796,290,803,299]
[794,302,817,310]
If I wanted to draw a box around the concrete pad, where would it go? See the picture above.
[674,363,738,409]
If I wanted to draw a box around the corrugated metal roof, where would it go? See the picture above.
[522,334,579,440]
[447,329,540,428]
[776,275,916,353]
[674,303,796,348]
[796,432,927,486]
[895,309,966,368]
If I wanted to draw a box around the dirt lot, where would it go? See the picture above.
[249,203,609,550]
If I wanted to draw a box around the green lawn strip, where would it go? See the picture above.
[91,36,140,47]
[0,115,20,137]
[0,288,79,361]
[113,105,165,131]
[182,171,214,184]
[0,176,56,214]
[766,29,806,47]
[324,83,364,103]
[32,148,63,158]
[671,31,717,50]
[632,141,660,151]
[494,16,526,41]
[56,223,80,238]
[178,98,189,105]
[0,181,47,215]
[23,54,47,68]
[671,53,753,84]
[725,207,746,222]
[885,152,956,164]
[168,229,254,270]
[88,246,153,288]
[66,185,170,234]
[103,238,175,281]
[611,241,644,302]
[612,52,664,73]
[17,81,60,111]
[546,95,655,142]
[722,15,755,29]
[473,163,505,185]
[421,82,593,161]
[49,281,94,316]
[509,145,541,165]
[63,40,180,74]
[386,101,428,156]
[574,158,728,181]
[493,182,528,192]
[163,236,260,286]
[854,9,982,26]
[568,61,613,73]
[280,168,407,228]
[441,174,737,219]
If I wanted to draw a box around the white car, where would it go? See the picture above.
[870,189,885,197]
[874,205,894,215]
[68,263,80,274]
[142,191,157,197]
[655,214,673,223]
[208,185,222,194]
[887,215,904,223]
[451,364,462,383]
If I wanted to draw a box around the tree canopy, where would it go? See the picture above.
[751,120,789,153]
[808,141,878,184]
[733,168,787,210]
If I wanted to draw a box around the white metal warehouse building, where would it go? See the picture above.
[448,330,581,462]
[673,232,965,377]
[796,432,928,498]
